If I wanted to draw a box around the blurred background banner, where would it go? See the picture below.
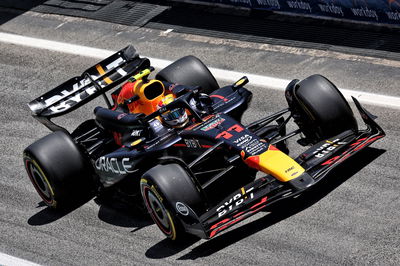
[188,0,400,25]
[1,0,399,26]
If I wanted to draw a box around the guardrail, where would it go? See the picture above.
[178,0,400,26]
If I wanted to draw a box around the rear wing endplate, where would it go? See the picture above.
[28,45,150,131]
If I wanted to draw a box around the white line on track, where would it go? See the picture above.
[1,32,400,109]
[0,252,41,266]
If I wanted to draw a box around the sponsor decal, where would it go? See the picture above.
[150,119,163,132]
[244,139,268,155]
[184,122,201,131]
[321,135,383,166]
[158,106,167,114]
[197,0,400,25]
[44,57,126,113]
[176,202,189,216]
[318,3,344,16]
[185,115,214,131]
[228,0,251,5]
[168,83,177,92]
[351,7,379,21]
[95,157,136,175]
[209,196,268,238]
[285,166,295,173]
[210,94,228,102]
[117,113,127,120]
[202,114,215,121]
[200,117,225,131]
[217,187,254,218]
[313,139,346,158]
[184,139,201,148]
[285,166,299,177]
[212,95,235,109]
[233,134,252,148]
[130,130,142,137]
[256,0,280,9]
[386,11,400,21]
[233,134,268,155]
[286,1,312,13]
[144,132,171,150]
[45,79,97,113]
[104,57,127,76]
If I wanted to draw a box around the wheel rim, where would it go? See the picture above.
[148,191,170,229]
[142,183,176,239]
[25,158,55,205]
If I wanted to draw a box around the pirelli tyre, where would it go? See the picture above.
[140,163,204,241]
[156,55,219,94]
[23,131,94,209]
[286,74,358,143]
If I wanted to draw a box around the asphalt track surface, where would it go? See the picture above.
[0,7,399,266]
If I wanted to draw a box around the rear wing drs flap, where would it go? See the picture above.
[28,45,150,131]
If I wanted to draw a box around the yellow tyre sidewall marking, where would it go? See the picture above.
[140,178,177,240]
[24,154,56,207]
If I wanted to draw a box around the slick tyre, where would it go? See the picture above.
[288,74,357,142]
[156,55,219,94]
[140,163,204,241]
[23,131,94,209]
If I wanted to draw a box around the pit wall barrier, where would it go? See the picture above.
[179,0,400,26]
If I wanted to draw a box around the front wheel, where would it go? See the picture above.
[140,163,204,241]
[141,179,179,240]
[286,74,358,143]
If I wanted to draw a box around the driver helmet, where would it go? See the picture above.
[157,94,188,128]
[118,79,165,115]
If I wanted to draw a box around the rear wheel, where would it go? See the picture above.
[156,55,219,94]
[140,163,204,240]
[286,74,357,143]
[23,131,94,209]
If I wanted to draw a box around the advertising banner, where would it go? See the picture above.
[189,0,400,25]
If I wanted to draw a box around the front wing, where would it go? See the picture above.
[179,98,385,239]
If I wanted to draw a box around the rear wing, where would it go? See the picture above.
[28,45,150,131]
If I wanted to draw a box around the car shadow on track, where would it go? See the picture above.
[97,203,153,230]
[27,194,153,230]
[145,236,201,259]
[145,147,385,259]
[27,195,93,226]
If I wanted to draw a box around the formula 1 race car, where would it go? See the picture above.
[23,45,385,240]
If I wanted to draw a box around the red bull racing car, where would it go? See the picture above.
[23,45,385,240]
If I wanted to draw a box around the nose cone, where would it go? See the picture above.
[288,172,315,190]
[242,144,306,183]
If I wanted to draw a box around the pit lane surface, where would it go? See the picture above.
[0,8,399,265]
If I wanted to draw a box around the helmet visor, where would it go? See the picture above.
[162,108,185,121]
